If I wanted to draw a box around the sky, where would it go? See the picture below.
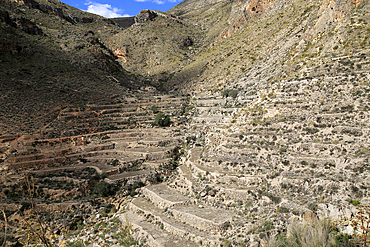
[61,0,183,18]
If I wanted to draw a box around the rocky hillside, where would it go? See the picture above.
[107,0,370,246]
[109,0,369,92]
[0,0,150,136]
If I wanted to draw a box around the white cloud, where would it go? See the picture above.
[84,2,131,18]
[154,0,165,4]
[134,0,179,4]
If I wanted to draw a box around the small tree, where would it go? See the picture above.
[152,112,171,127]
[151,105,159,113]
[222,89,239,99]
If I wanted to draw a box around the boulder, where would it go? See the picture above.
[135,10,157,23]
[181,36,193,47]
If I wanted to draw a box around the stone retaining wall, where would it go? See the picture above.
[141,187,195,209]
[127,203,218,246]
[219,188,254,202]
[168,207,229,233]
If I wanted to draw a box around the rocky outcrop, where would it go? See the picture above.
[73,17,94,23]
[181,36,193,48]
[11,16,43,35]
[13,0,76,23]
[219,0,278,40]
[0,8,43,35]
[310,0,364,35]
[0,9,14,26]
[135,9,157,23]
[114,48,128,63]
[219,0,364,40]
[12,0,102,24]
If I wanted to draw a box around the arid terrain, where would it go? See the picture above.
[1,0,370,246]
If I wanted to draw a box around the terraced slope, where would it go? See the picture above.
[1,0,370,245]
[126,71,370,245]
[0,92,190,243]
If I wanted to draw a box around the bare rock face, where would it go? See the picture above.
[170,0,224,14]
[220,0,278,40]
[12,16,43,35]
[74,17,94,23]
[114,48,128,63]
[219,0,363,40]
[12,0,98,24]
[135,9,158,23]
[1,8,43,35]
[311,0,363,35]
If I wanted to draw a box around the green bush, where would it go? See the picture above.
[94,181,117,197]
[152,112,171,127]
[347,198,360,206]
[334,234,357,247]
[222,89,239,98]
[151,105,159,113]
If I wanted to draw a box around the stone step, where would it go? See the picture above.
[7,148,71,163]
[175,165,256,203]
[7,156,73,169]
[23,131,115,147]
[28,164,114,176]
[87,101,184,111]
[79,147,173,161]
[57,114,153,124]
[120,211,198,247]
[0,135,21,143]
[43,126,110,138]
[128,197,220,246]
[108,137,183,147]
[192,116,232,123]
[187,149,263,183]
[105,169,154,183]
[84,156,145,165]
[168,203,233,233]
[142,159,169,169]
[107,129,175,139]
[141,183,196,209]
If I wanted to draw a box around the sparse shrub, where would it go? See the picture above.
[152,112,171,127]
[310,163,317,168]
[267,194,281,204]
[223,222,231,230]
[221,239,232,247]
[348,198,360,206]
[301,161,308,166]
[151,105,159,113]
[261,221,274,231]
[282,160,290,166]
[334,234,357,247]
[265,218,336,247]
[245,200,254,208]
[276,206,289,213]
[94,181,117,197]
[280,147,287,154]
[108,159,120,166]
[222,89,239,98]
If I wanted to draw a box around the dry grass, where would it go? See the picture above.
[263,218,336,247]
